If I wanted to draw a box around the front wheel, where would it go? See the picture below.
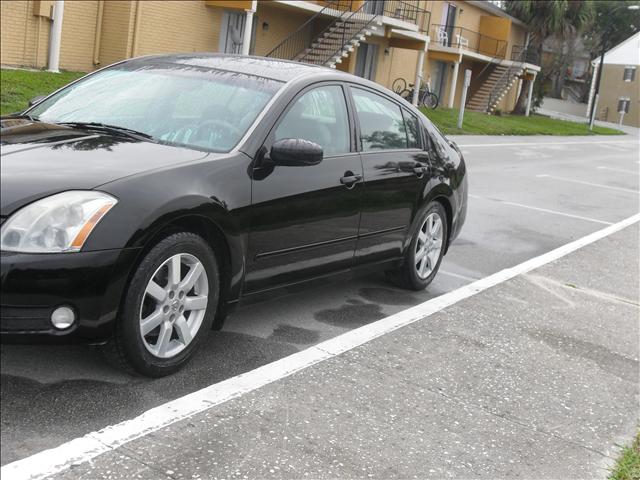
[386,202,447,290]
[103,232,219,377]
[421,92,439,109]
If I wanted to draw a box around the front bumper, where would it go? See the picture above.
[1,247,141,342]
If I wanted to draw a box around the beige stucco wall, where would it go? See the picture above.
[0,0,531,115]
[97,0,133,68]
[59,0,100,71]
[134,1,222,57]
[1,0,51,69]
[597,64,639,127]
[253,3,317,56]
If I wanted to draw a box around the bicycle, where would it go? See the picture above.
[392,77,439,109]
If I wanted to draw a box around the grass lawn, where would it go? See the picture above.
[421,107,624,136]
[609,432,640,480]
[1,68,85,115]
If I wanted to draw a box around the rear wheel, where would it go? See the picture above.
[103,232,219,377]
[399,88,413,101]
[392,78,407,94]
[421,92,439,109]
[386,202,447,290]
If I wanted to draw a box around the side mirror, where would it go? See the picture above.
[28,95,47,107]
[270,138,323,167]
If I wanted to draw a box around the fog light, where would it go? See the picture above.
[51,306,75,329]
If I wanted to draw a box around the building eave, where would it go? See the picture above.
[466,1,529,28]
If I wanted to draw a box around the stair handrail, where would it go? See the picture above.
[265,0,349,60]
[486,46,529,112]
[487,39,537,112]
[305,0,379,66]
[465,53,510,106]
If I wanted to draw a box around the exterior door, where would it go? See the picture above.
[245,84,363,292]
[219,11,245,54]
[348,86,430,264]
[442,3,457,47]
[354,43,379,81]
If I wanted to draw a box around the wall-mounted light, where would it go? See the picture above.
[384,48,390,56]
[459,9,464,16]
[262,22,269,31]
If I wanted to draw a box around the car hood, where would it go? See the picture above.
[0,118,208,217]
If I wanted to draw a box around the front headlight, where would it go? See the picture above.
[0,191,117,253]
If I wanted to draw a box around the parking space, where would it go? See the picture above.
[1,134,639,467]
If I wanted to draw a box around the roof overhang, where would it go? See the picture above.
[466,1,528,28]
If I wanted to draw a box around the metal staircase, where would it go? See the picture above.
[467,45,540,114]
[266,1,382,68]
[466,64,523,113]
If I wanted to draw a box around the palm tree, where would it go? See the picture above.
[505,0,593,114]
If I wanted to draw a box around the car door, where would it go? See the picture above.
[244,83,363,293]
[348,86,431,264]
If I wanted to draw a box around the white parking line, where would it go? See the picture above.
[2,214,639,480]
[456,140,638,148]
[440,270,479,282]
[470,194,614,225]
[536,174,640,194]
[597,166,639,175]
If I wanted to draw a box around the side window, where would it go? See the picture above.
[425,122,449,159]
[623,66,636,82]
[275,85,350,156]
[402,109,421,149]
[352,88,408,151]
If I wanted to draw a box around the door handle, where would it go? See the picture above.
[413,165,429,177]
[340,171,363,189]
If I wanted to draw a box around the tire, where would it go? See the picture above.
[399,88,413,101]
[421,92,439,109]
[386,202,448,291]
[103,232,219,377]
[392,78,406,94]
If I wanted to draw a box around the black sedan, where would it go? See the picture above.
[0,54,467,376]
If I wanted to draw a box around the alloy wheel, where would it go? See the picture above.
[415,213,444,279]
[139,253,209,359]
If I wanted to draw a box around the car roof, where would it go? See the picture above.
[123,53,349,83]
[119,53,423,119]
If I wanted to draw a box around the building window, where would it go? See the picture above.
[623,66,636,82]
[617,97,630,114]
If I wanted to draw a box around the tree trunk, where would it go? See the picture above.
[512,78,530,115]
[512,41,542,115]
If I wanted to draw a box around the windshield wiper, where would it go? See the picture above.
[6,113,40,122]
[58,122,155,142]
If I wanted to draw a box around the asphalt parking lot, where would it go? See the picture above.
[1,134,639,471]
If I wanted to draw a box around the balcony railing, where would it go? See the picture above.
[375,1,431,31]
[510,45,540,65]
[431,24,508,58]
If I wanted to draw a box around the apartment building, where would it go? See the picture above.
[587,32,639,128]
[0,0,541,114]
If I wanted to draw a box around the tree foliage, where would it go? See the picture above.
[583,1,640,54]
[504,0,593,114]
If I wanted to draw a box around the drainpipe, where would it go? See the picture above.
[130,0,143,58]
[47,0,65,72]
[242,1,258,56]
[93,0,104,66]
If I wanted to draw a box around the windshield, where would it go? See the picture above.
[28,63,282,152]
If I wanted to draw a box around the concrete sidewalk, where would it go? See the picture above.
[55,224,639,480]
